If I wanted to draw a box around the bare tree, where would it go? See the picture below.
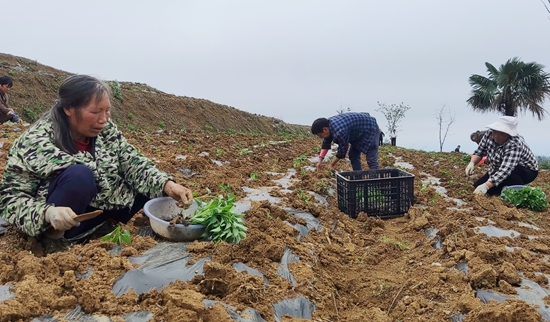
[375,101,411,146]
[542,0,550,14]
[435,104,455,152]
[336,104,352,114]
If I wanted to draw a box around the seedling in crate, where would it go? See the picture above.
[357,190,386,203]
[102,226,131,246]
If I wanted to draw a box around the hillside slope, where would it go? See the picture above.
[0,53,308,136]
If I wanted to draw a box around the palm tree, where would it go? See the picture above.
[466,57,550,120]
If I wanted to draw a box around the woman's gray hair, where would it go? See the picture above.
[44,75,111,154]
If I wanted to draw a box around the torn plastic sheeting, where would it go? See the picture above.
[272,296,315,322]
[128,241,188,265]
[515,279,550,320]
[75,265,93,280]
[113,242,210,296]
[137,226,164,242]
[455,262,468,275]
[203,300,266,322]
[232,262,269,284]
[0,217,8,235]
[285,221,309,240]
[284,209,323,232]
[0,284,14,302]
[476,289,509,303]
[113,255,209,296]
[32,306,153,322]
[450,314,466,322]
[109,245,122,256]
[276,247,299,286]
[476,285,550,321]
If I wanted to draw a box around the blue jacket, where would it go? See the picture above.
[322,112,379,159]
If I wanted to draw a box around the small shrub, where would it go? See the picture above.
[110,81,123,102]
[23,102,42,122]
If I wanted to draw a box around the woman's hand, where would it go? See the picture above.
[163,180,193,206]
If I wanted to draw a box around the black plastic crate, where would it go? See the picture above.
[336,168,414,219]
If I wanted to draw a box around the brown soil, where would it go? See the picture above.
[1,53,550,322]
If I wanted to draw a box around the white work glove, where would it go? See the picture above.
[465,161,475,175]
[474,183,489,195]
[45,206,80,231]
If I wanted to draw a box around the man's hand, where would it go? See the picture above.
[164,180,193,206]
[465,161,475,175]
[474,183,489,195]
[316,159,323,171]
[45,206,79,231]
[328,157,341,171]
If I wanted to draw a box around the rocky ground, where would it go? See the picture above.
[0,122,550,322]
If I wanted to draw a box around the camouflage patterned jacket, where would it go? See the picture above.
[0,117,171,236]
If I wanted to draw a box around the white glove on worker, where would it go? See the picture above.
[45,206,80,231]
[473,183,489,195]
[465,161,475,175]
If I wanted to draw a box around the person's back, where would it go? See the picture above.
[454,145,460,152]
[470,130,487,144]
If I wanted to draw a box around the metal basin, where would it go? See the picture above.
[143,197,205,242]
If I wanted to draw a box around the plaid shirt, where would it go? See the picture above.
[473,130,538,186]
[322,112,379,158]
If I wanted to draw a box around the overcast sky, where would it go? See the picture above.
[3,0,550,156]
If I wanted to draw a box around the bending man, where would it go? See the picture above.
[312,112,380,171]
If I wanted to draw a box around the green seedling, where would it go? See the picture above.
[189,194,247,243]
[420,182,431,192]
[380,236,409,250]
[102,226,131,246]
[292,154,308,168]
[219,183,232,193]
[238,148,252,155]
[314,181,332,194]
[250,172,258,180]
[501,186,548,211]
[297,190,310,204]
[461,154,471,165]
[216,149,223,157]
[372,282,391,297]
[429,193,439,205]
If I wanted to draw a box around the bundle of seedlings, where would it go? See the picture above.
[189,193,247,243]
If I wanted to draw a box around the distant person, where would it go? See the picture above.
[470,130,487,144]
[0,75,193,249]
[379,131,385,146]
[311,112,380,171]
[0,76,22,124]
[454,145,461,152]
[465,116,538,196]
[390,131,397,146]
